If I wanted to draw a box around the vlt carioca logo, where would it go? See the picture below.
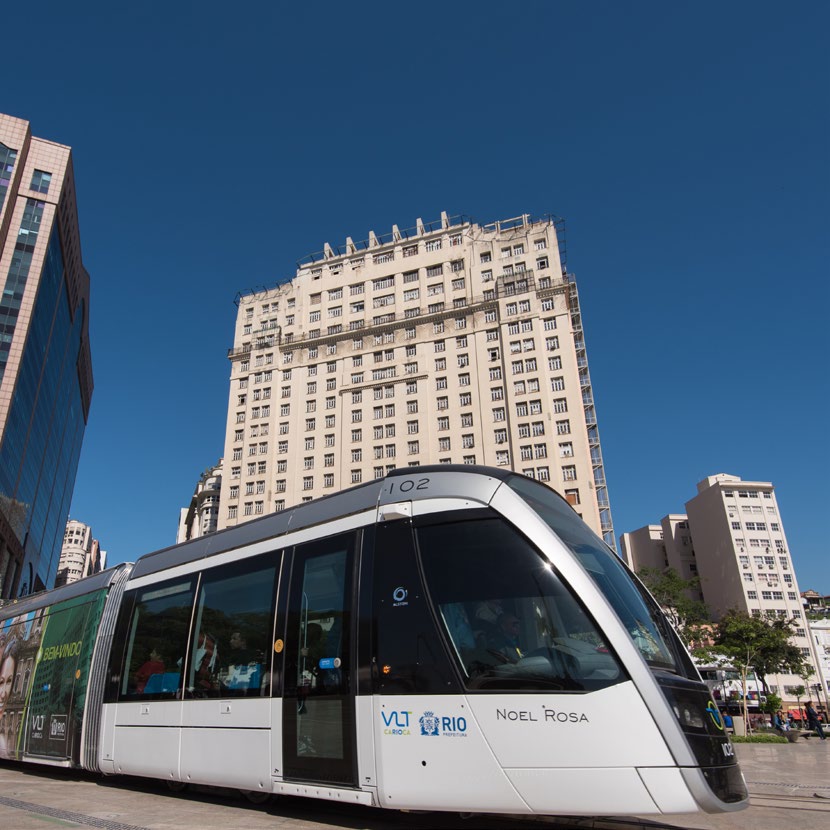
[381,710,412,735]
[705,700,724,730]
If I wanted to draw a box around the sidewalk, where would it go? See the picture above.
[629,739,830,830]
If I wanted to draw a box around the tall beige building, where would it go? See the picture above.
[218,212,613,546]
[622,473,816,703]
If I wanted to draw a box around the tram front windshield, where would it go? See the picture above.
[505,475,679,674]
[417,518,626,692]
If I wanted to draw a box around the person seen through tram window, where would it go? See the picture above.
[489,614,524,663]
[220,630,260,690]
[134,648,165,693]
[193,632,218,691]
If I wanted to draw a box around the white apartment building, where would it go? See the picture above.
[622,473,817,704]
[56,519,105,586]
[218,212,613,546]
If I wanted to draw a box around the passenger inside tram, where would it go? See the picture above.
[219,630,261,691]
[134,648,165,693]
[192,632,218,691]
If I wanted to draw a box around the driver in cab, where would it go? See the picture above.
[490,614,524,663]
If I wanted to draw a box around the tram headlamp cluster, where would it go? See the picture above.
[658,679,717,733]
[672,703,706,730]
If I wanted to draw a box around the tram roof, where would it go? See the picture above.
[130,465,515,581]
[0,563,133,620]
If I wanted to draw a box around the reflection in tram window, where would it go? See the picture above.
[186,555,278,698]
[505,475,679,672]
[120,580,195,698]
[293,548,350,759]
[417,519,626,692]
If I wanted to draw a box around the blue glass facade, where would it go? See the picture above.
[0,225,87,593]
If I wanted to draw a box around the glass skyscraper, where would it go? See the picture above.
[0,114,93,596]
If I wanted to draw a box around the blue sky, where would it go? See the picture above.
[4,2,828,590]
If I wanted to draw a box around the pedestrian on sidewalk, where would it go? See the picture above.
[805,700,826,740]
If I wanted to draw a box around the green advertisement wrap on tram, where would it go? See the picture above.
[0,590,106,762]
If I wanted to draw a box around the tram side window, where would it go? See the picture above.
[416,518,626,693]
[186,554,278,698]
[120,579,195,699]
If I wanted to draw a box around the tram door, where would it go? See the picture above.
[282,532,357,785]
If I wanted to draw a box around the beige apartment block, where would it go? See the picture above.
[621,514,704,603]
[177,460,223,543]
[218,212,614,547]
[56,519,105,587]
[623,473,817,705]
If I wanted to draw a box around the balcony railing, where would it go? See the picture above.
[228,274,572,358]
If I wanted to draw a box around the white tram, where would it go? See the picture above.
[0,466,747,816]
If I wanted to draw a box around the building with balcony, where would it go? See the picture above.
[0,114,93,596]
[55,519,105,587]
[177,460,223,543]
[218,212,613,546]
[622,473,817,705]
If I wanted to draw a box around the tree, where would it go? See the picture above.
[760,692,782,717]
[637,567,710,648]
[712,610,811,731]
[793,684,806,719]
[750,615,811,695]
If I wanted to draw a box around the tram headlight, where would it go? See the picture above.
[658,680,712,733]
[672,702,705,730]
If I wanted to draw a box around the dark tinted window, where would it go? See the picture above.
[416,518,624,692]
[506,475,678,673]
[186,553,278,698]
[120,579,195,698]
[373,520,460,694]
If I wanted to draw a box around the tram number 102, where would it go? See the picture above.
[385,477,431,494]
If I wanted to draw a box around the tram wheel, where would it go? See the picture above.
[241,789,272,804]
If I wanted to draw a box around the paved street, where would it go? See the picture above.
[0,741,827,830]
